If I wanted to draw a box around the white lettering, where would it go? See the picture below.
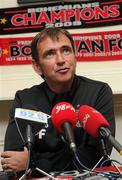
[38,129,46,139]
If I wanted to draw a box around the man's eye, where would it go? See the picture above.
[63,48,71,54]
[45,51,55,58]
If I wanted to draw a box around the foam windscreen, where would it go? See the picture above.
[51,102,77,132]
[78,105,110,137]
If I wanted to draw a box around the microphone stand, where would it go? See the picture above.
[91,138,109,170]
[92,138,121,174]
[19,125,34,180]
[19,168,59,180]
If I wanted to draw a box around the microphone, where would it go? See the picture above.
[51,102,77,153]
[78,105,122,156]
[15,105,50,134]
[26,124,35,150]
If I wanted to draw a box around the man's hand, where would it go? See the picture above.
[1,147,28,172]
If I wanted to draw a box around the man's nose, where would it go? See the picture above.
[56,51,65,64]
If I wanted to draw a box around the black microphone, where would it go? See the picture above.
[99,127,122,156]
[26,124,35,150]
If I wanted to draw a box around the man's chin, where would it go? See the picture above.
[56,75,74,83]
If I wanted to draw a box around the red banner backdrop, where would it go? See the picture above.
[0,0,122,35]
[0,37,32,65]
[74,30,122,61]
[0,30,122,65]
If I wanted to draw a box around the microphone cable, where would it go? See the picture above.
[74,152,91,172]
[73,151,122,179]
[100,159,122,178]
[15,117,25,144]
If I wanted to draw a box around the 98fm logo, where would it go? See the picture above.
[10,45,31,56]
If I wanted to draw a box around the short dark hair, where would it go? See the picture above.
[31,27,75,63]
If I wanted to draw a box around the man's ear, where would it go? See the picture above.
[32,61,43,76]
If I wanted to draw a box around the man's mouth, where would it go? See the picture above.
[57,68,69,73]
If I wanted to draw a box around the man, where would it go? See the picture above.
[1,27,115,177]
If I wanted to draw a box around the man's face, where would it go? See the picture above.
[35,33,76,86]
